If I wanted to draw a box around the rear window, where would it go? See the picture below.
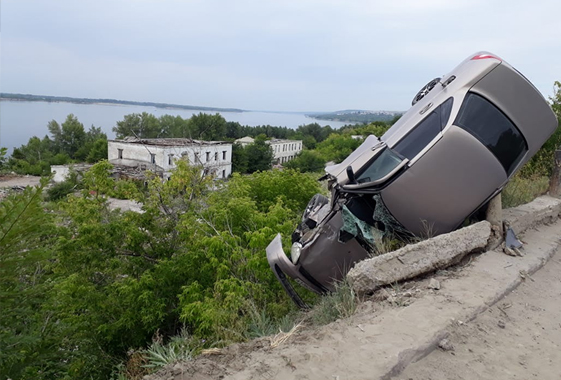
[454,93,527,175]
[393,97,453,160]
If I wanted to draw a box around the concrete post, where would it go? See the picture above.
[485,193,503,249]
[548,150,561,197]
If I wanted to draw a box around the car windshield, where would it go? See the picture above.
[355,148,404,184]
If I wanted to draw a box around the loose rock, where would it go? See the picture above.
[428,279,441,290]
[438,338,455,351]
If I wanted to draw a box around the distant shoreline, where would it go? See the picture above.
[0,93,245,113]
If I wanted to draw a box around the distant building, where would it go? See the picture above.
[234,136,303,165]
[108,137,232,180]
[234,136,255,147]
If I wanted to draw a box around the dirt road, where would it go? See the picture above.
[396,250,561,380]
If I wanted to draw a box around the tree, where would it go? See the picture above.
[316,133,362,163]
[0,181,57,379]
[86,139,108,163]
[0,147,7,170]
[159,114,190,138]
[232,142,249,173]
[296,123,333,143]
[285,150,326,173]
[113,112,161,138]
[59,114,87,158]
[245,135,274,173]
[188,113,227,140]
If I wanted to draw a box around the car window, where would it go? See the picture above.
[392,98,454,161]
[393,111,440,160]
[356,148,403,184]
[440,97,454,128]
[454,92,527,175]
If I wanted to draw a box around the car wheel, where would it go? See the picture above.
[412,77,441,106]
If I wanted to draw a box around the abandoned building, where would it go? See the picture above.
[234,136,303,164]
[107,137,233,180]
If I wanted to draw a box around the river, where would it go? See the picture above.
[0,100,354,152]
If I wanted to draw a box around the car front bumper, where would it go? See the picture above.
[266,233,326,308]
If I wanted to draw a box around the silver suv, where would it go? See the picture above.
[267,52,558,308]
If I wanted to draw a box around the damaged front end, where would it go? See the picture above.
[266,136,411,307]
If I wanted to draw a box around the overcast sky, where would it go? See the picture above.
[1,0,560,112]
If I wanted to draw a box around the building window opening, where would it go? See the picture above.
[150,153,156,164]
[214,152,218,161]
[206,152,210,162]
[118,149,123,159]
[222,150,226,160]
[168,154,174,165]
[222,169,226,178]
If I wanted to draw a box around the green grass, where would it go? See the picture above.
[502,175,549,209]
[311,279,357,326]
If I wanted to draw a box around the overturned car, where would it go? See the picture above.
[267,51,558,308]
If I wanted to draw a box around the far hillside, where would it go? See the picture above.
[307,110,403,123]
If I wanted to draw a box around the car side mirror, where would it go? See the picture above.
[346,166,356,184]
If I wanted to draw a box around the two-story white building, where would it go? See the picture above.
[108,137,232,179]
[268,138,303,164]
[234,136,303,164]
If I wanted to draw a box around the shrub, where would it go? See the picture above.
[311,279,357,326]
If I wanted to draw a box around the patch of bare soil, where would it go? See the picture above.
[0,175,42,200]
[396,251,561,380]
[0,175,41,188]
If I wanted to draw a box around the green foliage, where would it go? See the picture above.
[0,181,59,379]
[7,114,107,175]
[86,138,108,163]
[188,113,227,140]
[296,122,332,143]
[340,121,391,138]
[45,169,81,201]
[231,142,249,173]
[0,159,321,378]
[244,136,274,173]
[316,133,363,163]
[142,329,195,370]
[285,150,326,173]
[0,147,7,171]
[113,112,161,139]
[311,279,357,326]
[501,174,549,208]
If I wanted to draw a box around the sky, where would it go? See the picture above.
[1,0,560,112]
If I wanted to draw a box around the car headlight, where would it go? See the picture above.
[291,242,302,264]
